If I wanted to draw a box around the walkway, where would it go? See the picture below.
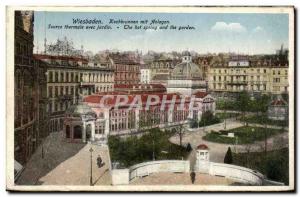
[16,132,111,185]
[130,172,235,185]
[170,119,288,163]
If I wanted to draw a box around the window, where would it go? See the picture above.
[60,72,64,82]
[55,86,58,97]
[48,87,53,97]
[60,87,64,95]
[55,72,59,82]
[48,71,53,82]
[66,73,69,82]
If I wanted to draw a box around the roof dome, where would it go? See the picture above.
[182,50,191,56]
[196,144,209,150]
[65,102,96,117]
[170,61,203,80]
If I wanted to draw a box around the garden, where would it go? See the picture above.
[215,112,239,120]
[202,126,286,144]
[108,128,192,168]
[232,148,289,185]
[240,114,288,127]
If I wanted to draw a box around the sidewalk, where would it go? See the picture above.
[16,132,111,185]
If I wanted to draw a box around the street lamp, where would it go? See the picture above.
[89,147,94,186]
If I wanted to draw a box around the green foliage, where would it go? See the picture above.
[224,147,233,164]
[199,111,220,127]
[233,148,289,185]
[216,93,271,113]
[189,119,199,128]
[203,126,286,144]
[108,128,189,168]
[241,114,288,127]
[186,143,193,152]
[216,112,239,120]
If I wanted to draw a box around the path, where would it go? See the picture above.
[170,119,289,163]
[130,172,235,185]
[16,132,111,185]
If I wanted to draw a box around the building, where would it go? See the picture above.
[34,54,115,133]
[109,53,141,85]
[114,83,166,94]
[167,51,207,95]
[140,66,151,84]
[268,97,288,121]
[14,11,49,165]
[147,58,179,86]
[208,53,289,97]
[63,91,215,142]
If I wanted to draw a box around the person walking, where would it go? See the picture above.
[96,155,102,168]
[190,171,196,184]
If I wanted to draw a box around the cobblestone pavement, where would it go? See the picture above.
[17,132,111,185]
[130,172,235,185]
[170,119,289,163]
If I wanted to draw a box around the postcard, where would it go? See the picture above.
[6,6,295,192]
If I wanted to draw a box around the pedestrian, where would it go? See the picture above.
[190,171,196,184]
[96,155,102,168]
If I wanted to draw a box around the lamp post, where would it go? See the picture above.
[89,147,94,186]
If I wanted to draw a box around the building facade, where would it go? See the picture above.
[63,91,215,142]
[148,58,179,86]
[208,54,289,97]
[34,54,114,133]
[14,11,49,165]
[109,53,141,85]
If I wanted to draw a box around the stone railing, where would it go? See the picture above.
[111,160,190,185]
[129,160,190,181]
[208,162,265,185]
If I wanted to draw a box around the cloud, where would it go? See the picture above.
[211,22,247,33]
[253,26,264,33]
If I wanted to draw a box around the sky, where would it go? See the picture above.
[33,11,289,55]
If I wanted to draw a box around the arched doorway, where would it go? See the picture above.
[86,124,92,141]
[73,125,82,139]
[66,125,70,138]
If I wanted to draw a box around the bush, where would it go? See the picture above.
[199,111,220,127]
[224,147,233,164]
[186,143,193,152]
[108,128,190,167]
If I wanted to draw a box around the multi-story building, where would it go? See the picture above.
[109,53,141,85]
[34,54,115,133]
[14,11,49,165]
[62,91,215,142]
[148,58,179,86]
[208,54,289,97]
[140,66,151,84]
[114,83,166,94]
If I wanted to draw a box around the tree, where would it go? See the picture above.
[199,111,220,127]
[175,124,186,146]
[237,91,250,125]
[224,147,233,164]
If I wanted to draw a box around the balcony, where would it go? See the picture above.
[226,81,248,85]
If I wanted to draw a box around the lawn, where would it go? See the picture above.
[232,148,289,185]
[108,128,191,168]
[241,114,288,127]
[203,126,286,144]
